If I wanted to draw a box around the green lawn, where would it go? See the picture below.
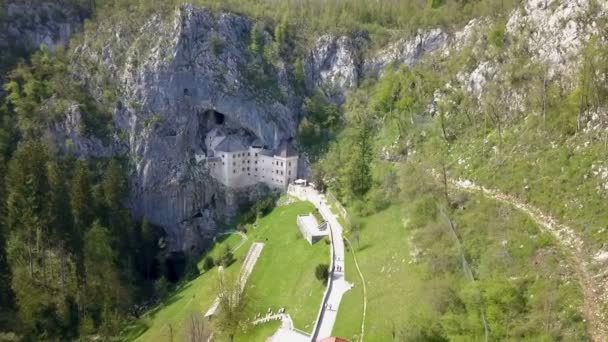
[246,201,328,332]
[333,205,419,341]
[122,200,327,342]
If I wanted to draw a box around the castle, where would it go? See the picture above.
[205,129,298,190]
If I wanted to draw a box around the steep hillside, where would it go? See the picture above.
[313,0,608,340]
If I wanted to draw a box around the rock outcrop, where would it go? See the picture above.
[304,33,366,103]
[0,1,87,56]
[305,28,448,102]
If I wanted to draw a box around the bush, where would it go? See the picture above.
[488,22,506,48]
[183,259,200,281]
[154,276,171,299]
[218,245,235,268]
[202,256,215,272]
[315,264,329,284]
[210,36,225,55]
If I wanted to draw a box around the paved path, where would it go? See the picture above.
[217,230,248,252]
[288,185,352,341]
[205,242,264,317]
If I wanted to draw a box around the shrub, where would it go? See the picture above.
[154,276,171,299]
[315,264,329,284]
[488,22,506,48]
[202,256,215,272]
[210,36,225,55]
[218,245,235,268]
[183,259,200,281]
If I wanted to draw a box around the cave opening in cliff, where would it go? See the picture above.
[212,110,225,125]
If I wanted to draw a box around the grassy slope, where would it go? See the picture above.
[124,234,248,342]
[245,201,328,332]
[333,194,587,341]
[123,200,327,342]
[333,205,418,341]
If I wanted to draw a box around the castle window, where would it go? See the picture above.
[255,168,258,171]
[222,162,225,165]
[255,153,258,157]
[289,162,291,166]
[281,162,284,166]
[255,161,258,164]
[248,152,250,156]
[247,167,250,171]
[248,173,250,176]
[288,170,291,175]
[242,168,245,171]
[233,162,236,166]
[233,169,236,173]
[281,171,284,175]
[248,160,250,164]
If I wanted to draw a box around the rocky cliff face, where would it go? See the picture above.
[67,5,299,252]
[304,29,449,103]
[0,1,86,57]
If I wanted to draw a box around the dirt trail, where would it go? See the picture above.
[449,178,607,342]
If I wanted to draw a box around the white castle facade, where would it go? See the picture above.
[205,129,298,190]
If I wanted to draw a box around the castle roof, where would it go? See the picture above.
[214,135,248,153]
[275,139,298,158]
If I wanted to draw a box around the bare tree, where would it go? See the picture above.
[184,313,212,342]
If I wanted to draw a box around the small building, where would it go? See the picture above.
[297,213,329,245]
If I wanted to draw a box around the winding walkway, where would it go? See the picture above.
[288,185,352,341]
[204,242,264,318]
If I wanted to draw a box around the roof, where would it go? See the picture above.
[275,139,298,158]
[214,135,249,153]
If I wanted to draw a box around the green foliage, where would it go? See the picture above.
[202,256,215,272]
[4,46,111,140]
[217,245,235,268]
[183,258,200,281]
[1,140,164,339]
[297,91,342,160]
[153,276,171,300]
[241,194,278,224]
[488,21,506,48]
[314,263,329,284]
[249,22,265,56]
[210,35,225,55]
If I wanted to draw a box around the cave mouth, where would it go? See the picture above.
[214,111,225,125]
[200,109,226,125]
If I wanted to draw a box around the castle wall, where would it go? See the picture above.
[207,146,298,190]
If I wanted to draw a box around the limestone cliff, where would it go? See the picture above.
[0,1,86,63]
[66,5,300,252]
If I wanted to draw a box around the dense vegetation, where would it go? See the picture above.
[308,12,608,340]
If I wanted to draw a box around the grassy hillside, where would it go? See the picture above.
[123,199,327,342]
[333,189,587,341]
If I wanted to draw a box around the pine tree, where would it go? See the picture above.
[70,161,94,232]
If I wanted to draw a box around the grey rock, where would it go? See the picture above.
[0,1,86,54]
[364,28,448,76]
